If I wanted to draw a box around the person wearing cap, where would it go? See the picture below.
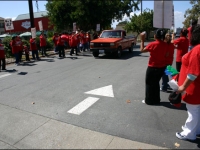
[11,36,20,65]
[171,29,189,72]
[175,24,200,141]
[40,31,47,56]
[0,39,6,71]
[140,29,168,105]
[187,19,197,52]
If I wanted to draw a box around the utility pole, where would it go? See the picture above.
[141,0,142,14]
[28,0,35,28]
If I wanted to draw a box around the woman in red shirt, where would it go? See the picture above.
[160,32,175,92]
[30,37,40,60]
[40,32,47,56]
[0,39,6,71]
[140,29,167,105]
[172,29,189,72]
[11,36,19,65]
[176,25,200,141]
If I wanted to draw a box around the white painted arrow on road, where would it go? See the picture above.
[85,85,114,97]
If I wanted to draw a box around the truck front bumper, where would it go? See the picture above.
[90,48,116,54]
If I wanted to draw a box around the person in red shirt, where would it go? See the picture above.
[85,32,91,51]
[30,37,40,60]
[172,29,189,72]
[140,29,168,105]
[23,45,30,61]
[176,25,200,141]
[16,36,23,62]
[160,32,175,92]
[69,32,78,56]
[40,31,47,56]
[11,36,20,65]
[0,39,6,71]
[57,33,66,58]
[187,19,197,52]
[52,32,59,53]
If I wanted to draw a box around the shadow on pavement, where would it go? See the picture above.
[38,59,55,62]
[17,72,28,75]
[160,102,187,111]
[5,69,17,73]
[20,62,37,66]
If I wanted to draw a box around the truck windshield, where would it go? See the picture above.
[100,31,121,38]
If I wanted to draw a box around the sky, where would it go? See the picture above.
[0,1,192,30]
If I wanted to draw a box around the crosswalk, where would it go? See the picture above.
[0,73,11,79]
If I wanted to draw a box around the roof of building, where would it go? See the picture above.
[14,11,48,21]
[0,17,4,20]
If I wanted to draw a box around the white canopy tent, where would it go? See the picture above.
[19,32,31,37]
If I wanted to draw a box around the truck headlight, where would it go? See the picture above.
[110,43,115,46]
[90,43,94,46]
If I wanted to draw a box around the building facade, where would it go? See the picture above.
[0,17,5,34]
[4,11,53,34]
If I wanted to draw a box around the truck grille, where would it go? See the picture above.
[94,43,110,47]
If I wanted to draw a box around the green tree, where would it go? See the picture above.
[46,0,140,32]
[183,0,200,28]
[124,8,154,39]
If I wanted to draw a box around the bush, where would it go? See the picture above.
[2,37,12,58]
[46,37,54,51]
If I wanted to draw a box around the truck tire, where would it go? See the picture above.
[116,47,122,58]
[129,44,134,53]
[93,52,99,57]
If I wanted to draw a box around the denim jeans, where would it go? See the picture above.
[14,53,19,64]
[161,74,169,91]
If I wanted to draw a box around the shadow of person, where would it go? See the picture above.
[5,69,17,73]
[160,102,187,111]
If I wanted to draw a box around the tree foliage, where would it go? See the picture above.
[183,0,200,28]
[124,8,154,37]
[45,0,140,32]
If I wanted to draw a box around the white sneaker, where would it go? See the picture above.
[142,100,145,104]
[176,132,195,141]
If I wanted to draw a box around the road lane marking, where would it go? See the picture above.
[85,85,114,97]
[0,73,11,79]
[68,97,100,115]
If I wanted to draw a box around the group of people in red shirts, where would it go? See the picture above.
[52,30,91,57]
[140,19,200,142]
[9,31,47,65]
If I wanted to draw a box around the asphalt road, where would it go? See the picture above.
[0,43,199,149]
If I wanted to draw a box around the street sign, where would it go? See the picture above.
[4,18,14,30]
[153,0,173,29]
[31,27,36,38]
[73,22,76,31]
[38,21,43,31]
[96,24,100,31]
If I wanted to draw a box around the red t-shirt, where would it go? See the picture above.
[30,38,37,51]
[40,35,46,47]
[187,27,192,46]
[11,40,18,54]
[178,44,200,104]
[145,40,168,67]
[69,35,78,47]
[174,37,189,62]
[57,36,65,46]
[52,35,59,46]
[165,43,175,65]
[61,34,69,43]
[80,33,87,44]
[16,39,23,52]
[85,33,91,42]
[0,44,5,59]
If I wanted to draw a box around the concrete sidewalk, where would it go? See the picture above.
[0,104,167,149]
